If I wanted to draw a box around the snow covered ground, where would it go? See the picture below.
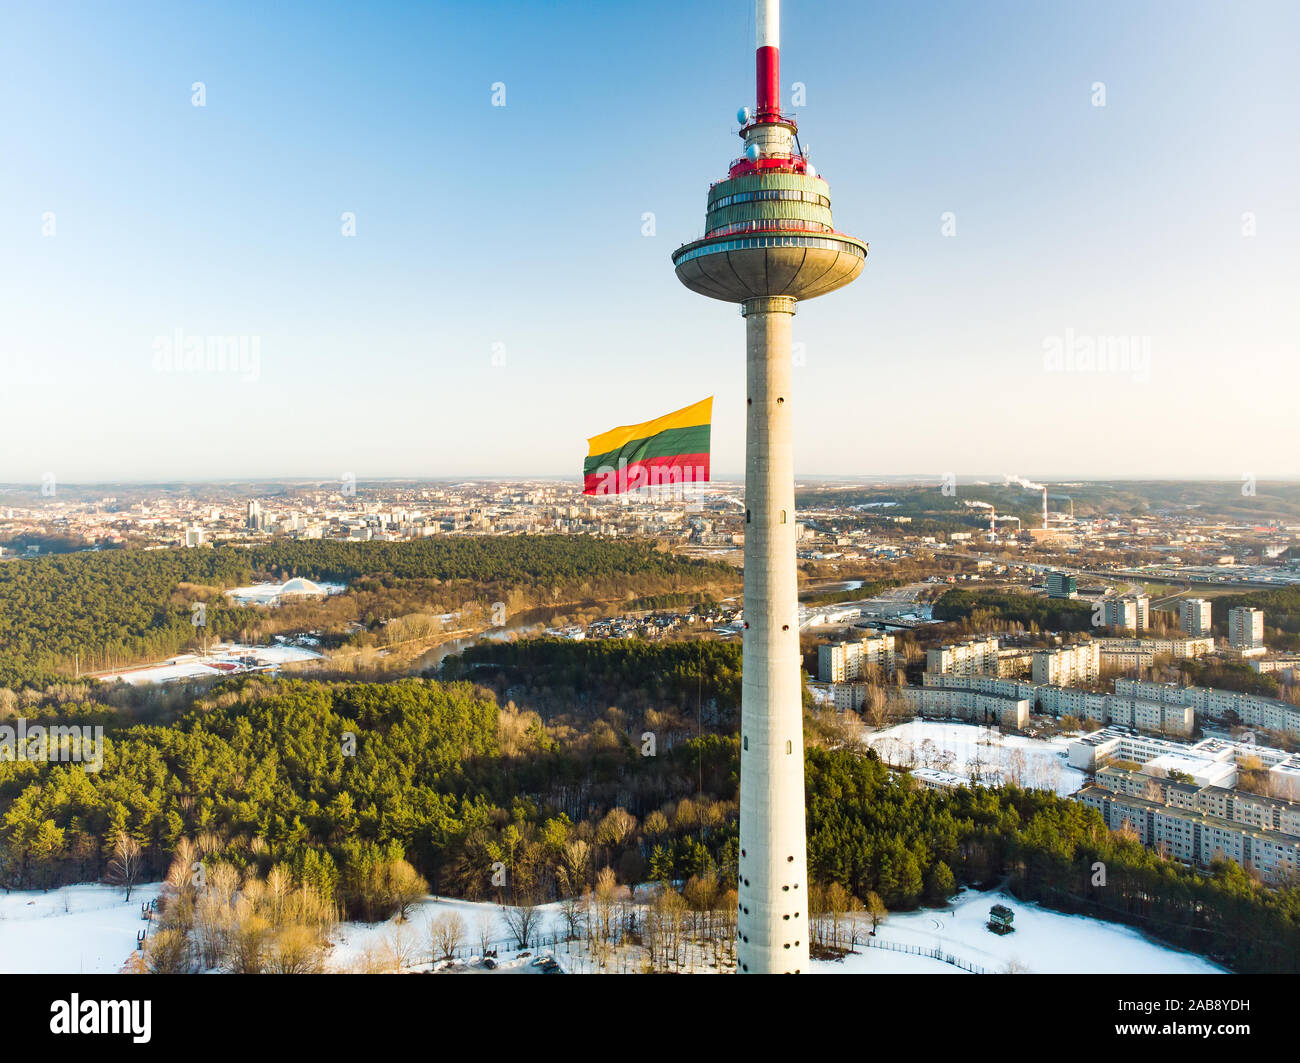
[0,883,1224,975]
[326,895,569,973]
[815,887,1224,974]
[0,882,162,974]
[866,719,1085,797]
[97,643,323,686]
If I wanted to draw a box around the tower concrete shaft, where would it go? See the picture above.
[738,295,807,974]
[671,0,866,974]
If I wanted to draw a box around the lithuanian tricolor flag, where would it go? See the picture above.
[583,397,712,496]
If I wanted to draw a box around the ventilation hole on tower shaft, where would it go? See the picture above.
[746,509,751,523]
[784,943,791,949]
[787,855,794,862]
[777,397,784,404]
[741,849,746,858]
[781,624,789,631]
[743,736,748,751]
[794,912,800,918]
[743,621,749,629]
[742,964,749,972]
[783,885,790,892]
[783,914,789,921]
[747,398,752,405]
[786,740,792,754]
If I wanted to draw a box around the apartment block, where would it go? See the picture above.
[926,636,1000,678]
[1032,643,1101,686]
[1229,607,1265,656]
[1180,598,1212,637]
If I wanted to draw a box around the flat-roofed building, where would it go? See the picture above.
[1180,598,1212,637]
[1032,642,1100,686]
[926,636,999,678]
[1229,607,1265,656]
[819,631,897,682]
[901,684,1029,730]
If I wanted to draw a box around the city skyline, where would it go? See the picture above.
[3,0,1297,482]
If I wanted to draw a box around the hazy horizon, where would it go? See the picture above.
[3,0,1296,482]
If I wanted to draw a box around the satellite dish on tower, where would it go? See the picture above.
[738,106,752,124]
[745,143,761,162]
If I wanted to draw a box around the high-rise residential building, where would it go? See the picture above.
[1101,595,1149,632]
[246,500,262,531]
[926,636,1000,678]
[819,632,896,682]
[184,526,205,548]
[1132,593,1150,632]
[1180,598,1212,637]
[1032,642,1101,686]
[1229,607,1266,655]
[1047,571,1078,599]
[1102,597,1138,631]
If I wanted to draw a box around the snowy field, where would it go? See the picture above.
[97,643,323,686]
[326,895,569,973]
[0,882,162,973]
[818,887,1224,975]
[0,883,1224,974]
[866,720,1085,797]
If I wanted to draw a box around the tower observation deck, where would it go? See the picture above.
[671,0,867,975]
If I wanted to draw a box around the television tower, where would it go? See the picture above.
[672,0,867,974]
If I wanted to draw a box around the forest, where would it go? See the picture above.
[4,638,1300,971]
[0,536,734,687]
[931,588,1096,632]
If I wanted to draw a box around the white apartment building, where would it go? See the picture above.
[1094,635,1214,671]
[1117,678,1300,739]
[1032,643,1100,686]
[924,673,1193,737]
[926,636,1000,678]
[1229,607,1265,655]
[1101,595,1149,632]
[1180,598,1212,637]
[1078,777,1300,886]
[901,685,1029,729]
[818,632,896,683]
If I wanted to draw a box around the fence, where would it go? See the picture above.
[863,936,990,974]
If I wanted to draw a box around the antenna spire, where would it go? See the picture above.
[756,0,781,118]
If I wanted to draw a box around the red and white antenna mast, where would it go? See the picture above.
[756,0,782,118]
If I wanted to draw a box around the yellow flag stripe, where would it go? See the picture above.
[586,397,713,456]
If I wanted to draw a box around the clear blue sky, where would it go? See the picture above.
[2,0,1296,483]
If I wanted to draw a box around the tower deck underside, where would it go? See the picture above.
[673,238,865,303]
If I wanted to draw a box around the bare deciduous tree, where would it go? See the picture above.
[501,903,541,950]
[430,911,467,961]
[106,830,142,902]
